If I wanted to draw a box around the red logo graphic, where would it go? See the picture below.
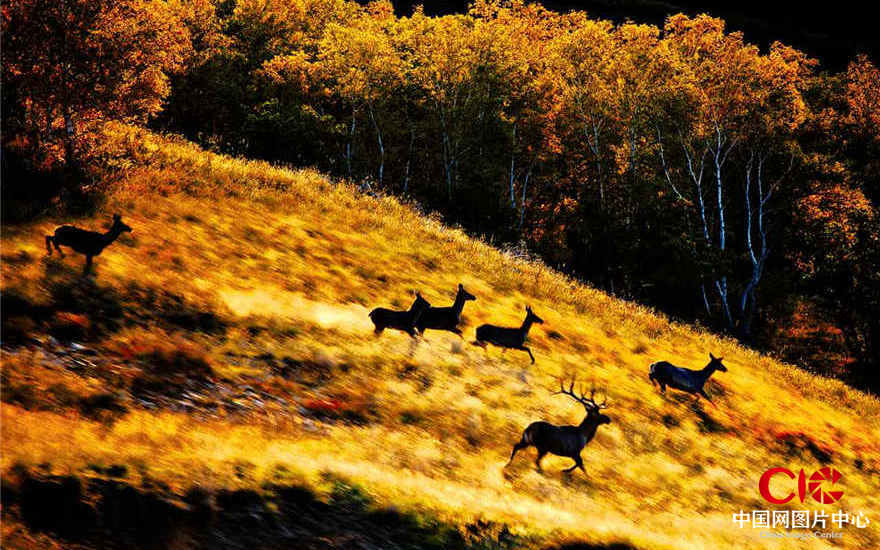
[759,467,843,504]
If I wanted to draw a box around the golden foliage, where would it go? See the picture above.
[2,124,879,548]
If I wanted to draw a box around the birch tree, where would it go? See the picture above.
[658,15,810,333]
[318,1,403,185]
[2,0,189,170]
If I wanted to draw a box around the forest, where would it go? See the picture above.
[3,0,879,391]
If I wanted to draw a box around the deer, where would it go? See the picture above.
[507,379,611,474]
[369,293,431,337]
[417,283,476,336]
[649,353,727,405]
[472,305,543,364]
[45,214,132,274]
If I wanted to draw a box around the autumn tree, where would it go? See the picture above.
[784,55,880,388]
[655,15,811,334]
[470,1,566,228]
[315,1,404,183]
[841,55,880,204]
[547,14,616,210]
[735,43,813,335]
[80,0,874,387]
[2,0,190,170]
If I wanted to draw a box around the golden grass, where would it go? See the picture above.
[2,123,879,549]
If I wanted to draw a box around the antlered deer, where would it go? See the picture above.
[417,283,476,336]
[473,305,543,363]
[649,353,727,405]
[369,293,431,337]
[507,380,611,474]
[46,214,132,274]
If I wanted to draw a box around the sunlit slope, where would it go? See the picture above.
[2,125,879,549]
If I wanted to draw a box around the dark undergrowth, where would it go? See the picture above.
[0,467,546,550]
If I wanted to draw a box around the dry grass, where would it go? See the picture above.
[2,123,879,549]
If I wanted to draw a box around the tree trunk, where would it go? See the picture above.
[585,118,604,208]
[519,163,532,230]
[441,127,453,199]
[367,102,384,185]
[740,151,771,338]
[716,277,734,330]
[63,108,77,171]
[509,122,517,209]
[710,127,736,331]
[701,284,712,317]
[346,106,357,180]
[403,126,414,194]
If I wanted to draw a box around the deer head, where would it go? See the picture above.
[112,214,133,234]
[554,379,611,425]
[525,305,544,325]
[708,353,727,372]
[412,292,431,312]
[458,283,476,302]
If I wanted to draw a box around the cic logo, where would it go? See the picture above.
[759,467,844,505]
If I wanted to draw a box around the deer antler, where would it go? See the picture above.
[554,378,608,410]
[584,383,608,410]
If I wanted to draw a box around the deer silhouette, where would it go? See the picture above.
[473,305,543,363]
[417,283,476,336]
[649,353,727,405]
[507,379,610,474]
[369,293,431,337]
[46,214,132,274]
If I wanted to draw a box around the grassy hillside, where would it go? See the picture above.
[2,124,878,549]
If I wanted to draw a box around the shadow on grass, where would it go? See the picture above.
[3,469,554,549]
[1,276,226,346]
[547,544,638,550]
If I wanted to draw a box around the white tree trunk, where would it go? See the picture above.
[403,125,414,194]
[509,122,517,209]
[367,102,384,185]
[346,106,357,180]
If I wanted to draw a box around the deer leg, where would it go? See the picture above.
[507,441,527,466]
[699,389,717,407]
[83,255,93,275]
[658,382,666,394]
[54,239,65,257]
[563,457,582,473]
[45,236,53,255]
[535,450,547,472]
[521,346,535,364]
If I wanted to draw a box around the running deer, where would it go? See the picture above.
[369,293,431,337]
[649,353,727,405]
[417,283,476,336]
[473,305,543,363]
[507,380,611,474]
[46,214,132,274]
